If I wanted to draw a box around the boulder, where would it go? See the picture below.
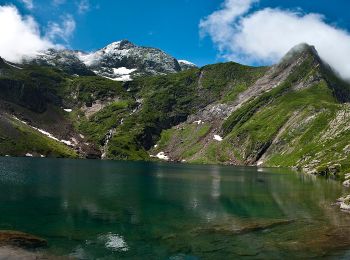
[0,230,47,249]
[343,180,350,188]
[337,195,350,211]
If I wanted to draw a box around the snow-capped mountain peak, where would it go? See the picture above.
[23,40,197,81]
[178,60,197,70]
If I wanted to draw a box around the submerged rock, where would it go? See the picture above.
[192,219,294,235]
[336,195,350,211]
[0,230,47,249]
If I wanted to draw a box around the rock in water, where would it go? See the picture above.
[0,230,47,249]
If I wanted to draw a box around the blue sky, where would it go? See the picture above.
[1,0,350,67]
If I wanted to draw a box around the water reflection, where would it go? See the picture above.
[210,166,221,199]
[0,158,349,259]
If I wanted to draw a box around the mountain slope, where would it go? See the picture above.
[151,44,350,176]
[1,43,350,178]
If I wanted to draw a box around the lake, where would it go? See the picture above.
[0,157,350,259]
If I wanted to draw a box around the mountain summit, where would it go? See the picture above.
[23,40,197,81]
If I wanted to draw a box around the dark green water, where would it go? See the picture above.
[0,157,350,259]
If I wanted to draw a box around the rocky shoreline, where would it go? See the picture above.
[0,230,66,259]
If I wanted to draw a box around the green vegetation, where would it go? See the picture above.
[0,116,77,158]
[2,43,350,179]
[103,63,266,160]
[200,62,268,101]
[77,100,131,144]
[62,76,129,106]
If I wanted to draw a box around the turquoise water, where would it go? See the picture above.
[0,157,350,259]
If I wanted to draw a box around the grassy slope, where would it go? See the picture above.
[0,115,77,158]
[104,63,267,160]
[153,51,350,177]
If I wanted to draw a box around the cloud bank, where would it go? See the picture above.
[0,5,76,62]
[200,0,350,80]
[0,5,53,62]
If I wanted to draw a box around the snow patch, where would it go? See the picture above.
[77,52,100,66]
[100,74,133,82]
[4,60,23,70]
[61,140,73,146]
[257,160,264,167]
[156,152,169,160]
[151,151,169,161]
[12,116,75,147]
[113,67,137,75]
[213,135,223,142]
[193,120,203,125]
[178,60,196,67]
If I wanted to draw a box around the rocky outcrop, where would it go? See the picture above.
[24,49,95,76]
[192,219,295,235]
[0,230,47,249]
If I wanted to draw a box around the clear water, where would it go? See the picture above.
[0,157,350,259]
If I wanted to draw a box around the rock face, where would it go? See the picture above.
[24,49,95,76]
[23,40,195,80]
[0,230,47,249]
[79,40,183,79]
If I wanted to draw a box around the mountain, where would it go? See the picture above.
[178,60,197,70]
[22,40,197,81]
[1,43,350,178]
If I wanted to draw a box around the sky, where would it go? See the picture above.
[0,0,350,78]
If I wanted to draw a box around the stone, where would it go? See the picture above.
[192,219,294,236]
[337,195,350,211]
[0,230,47,249]
[343,180,350,188]
[328,164,341,175]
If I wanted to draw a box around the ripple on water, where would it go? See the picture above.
[98,233,128,252]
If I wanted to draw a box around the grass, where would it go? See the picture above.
[0,116,77,158]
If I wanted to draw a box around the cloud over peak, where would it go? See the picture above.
[0,5,53,62]
[0,5,76,62]
[200,0,350,80]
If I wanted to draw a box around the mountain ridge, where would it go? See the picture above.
[0,42,350,179]
[21,40,197,81]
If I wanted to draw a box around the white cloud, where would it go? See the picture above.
[0,5,77,62]
[200,0,350,80]
[0,5,53,62]
[78,0,90,14]
[20,0,34,9]
[46,14,76,43]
